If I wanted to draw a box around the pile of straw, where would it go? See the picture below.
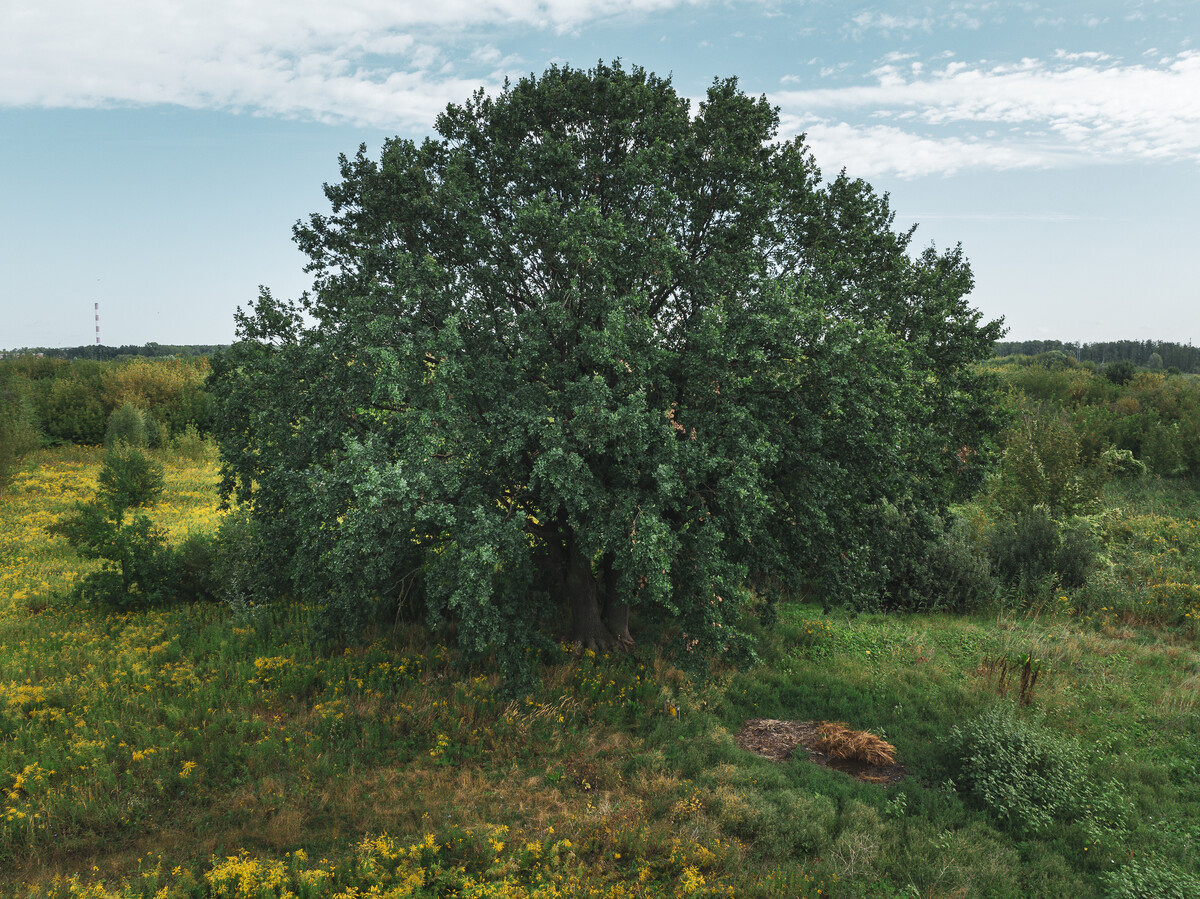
[813,722,896,767]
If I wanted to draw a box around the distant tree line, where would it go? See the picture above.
[995,340,1200,373]
[0,342,227,361]
[0,356,213,486]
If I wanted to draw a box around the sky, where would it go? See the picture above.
[1,0,1198,349]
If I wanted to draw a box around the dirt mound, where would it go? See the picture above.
[733,718,905,785]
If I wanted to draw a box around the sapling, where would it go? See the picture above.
[49,442,173,607]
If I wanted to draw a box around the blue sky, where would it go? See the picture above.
[2,0,1197,348]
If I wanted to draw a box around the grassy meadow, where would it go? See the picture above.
[2,445,1200,897]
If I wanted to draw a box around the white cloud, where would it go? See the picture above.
[6,1,1198,181]
[848,11,935,37]
[775,52,1200,176]
[846,7,984,39]
[470,44,503,65]
[0,0,708,128]
[1053,49,1112,62]
[779,119,1075,178]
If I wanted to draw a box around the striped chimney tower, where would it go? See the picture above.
[95,303,100,346]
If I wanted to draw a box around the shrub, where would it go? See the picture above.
[48,444,174,609]
[101,356,213,436]
[985,500,1098,597]
[168,423,212,462]
[947,704,1090,837]
[1073,406,1122,463]
[1102,856,1200,899]
[1181,415,1200,477]
[1104,359,1138,386]
[104,402,149,448]
[143,412,162,448]
[38,365,107,444]
[922,515,998,611]
[1054,518,1099,590]
[993,409,1109,517]
[987,506,1054,593]
[859,505,995,613]
[167,532,221,603]
[213,508,285,609]
[0,371,40,492]
[1004,364,1102,407]
[1140,421,1184,477]
[1101,447,1147,479]
[97,441,165,513]
[1033,350,1077,371]
[51,502,175,609]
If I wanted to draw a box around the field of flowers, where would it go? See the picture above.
[3,446,1200,898]
[2,446,832,898]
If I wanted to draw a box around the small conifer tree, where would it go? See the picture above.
[49,443,172,607]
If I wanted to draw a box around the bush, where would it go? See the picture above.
[213,508,285,609]
[38,365,107,444]
[923,515,998,611]
[873,506,995,612]
[158,513,284,610]
[143,412,162,448]
[167,532,221,603]
[1073,406,1122,463]
[101,357,213,436]
[48,444,173,609]
[1101,446,1147,479]
[993,409,1109,517]
[1033,350,1077,371]
[1102,857,1200,899]
[947,704,1090,837]
[97,441,164,513]
[168,423,212,462]
[105,403,149,448]
[1181,415,1200,477]
[52,502,175,609]
[986,507,1097,594]
[988,505,1060,590]
[0,371,40,492]
[1104,359,1138,386]
[1055,518,1099,589]
[1141,421,1185,477]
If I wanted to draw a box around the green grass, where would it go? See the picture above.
[1105,475,1200,519]
[2,447,1199,897]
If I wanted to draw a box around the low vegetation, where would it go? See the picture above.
[1,437,1198,898]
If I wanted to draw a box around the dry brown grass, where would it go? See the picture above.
[812,722,896,767]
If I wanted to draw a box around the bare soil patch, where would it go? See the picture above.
[733,718,906,785]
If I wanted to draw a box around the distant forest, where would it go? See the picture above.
[993,339,1200,372]
[4,339,1197,372]
[1,343,226,360]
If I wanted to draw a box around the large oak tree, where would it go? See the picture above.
[209,62,1003,675]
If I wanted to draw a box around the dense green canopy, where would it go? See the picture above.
[209,62,1003,677]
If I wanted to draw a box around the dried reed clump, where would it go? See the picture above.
[814,722,896,767]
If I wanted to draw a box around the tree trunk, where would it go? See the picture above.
[565,533,616,651]
[601,553,634,648]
